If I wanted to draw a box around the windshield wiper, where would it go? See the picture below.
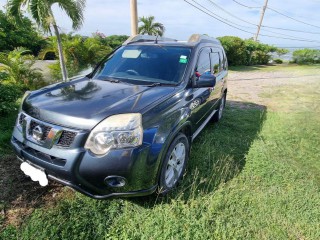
[146,82,176,87]
[102,78,121,83]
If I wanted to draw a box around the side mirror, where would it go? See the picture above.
[196,74,216,88]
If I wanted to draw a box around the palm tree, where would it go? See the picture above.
[138,16,165,36]
[7,0,86,81]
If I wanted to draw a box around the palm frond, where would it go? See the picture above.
[53,0,85,30]
[6,0,28,24]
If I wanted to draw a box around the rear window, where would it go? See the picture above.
[93,45,192,84]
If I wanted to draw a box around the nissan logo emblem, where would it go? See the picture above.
[32,125,43,142]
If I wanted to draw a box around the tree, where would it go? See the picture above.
[0,10,45,55]
[40,33,112,80]
[138,16,165,36]
[217,36,247,66]
[276,48,289,58]
[7,0,86,81]
[100,34,129,49]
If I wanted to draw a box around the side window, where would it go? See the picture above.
[210,51,221,74]
[223,50,228,70]
[195,48,211,77]
[220,49,227,70]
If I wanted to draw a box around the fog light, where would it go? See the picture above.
[104,176,126,188]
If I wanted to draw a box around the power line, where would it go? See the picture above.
[206,0,320,40]
[232,0,260,9]
[207,0,257,26]
[266,6,320,29]
[233,0,320,29]
[232,0,320,34]
[261,26,320,35]
[183,0,320,44]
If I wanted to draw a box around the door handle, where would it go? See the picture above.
[185,94,194,101]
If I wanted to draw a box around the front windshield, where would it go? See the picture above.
[93,45,192,85]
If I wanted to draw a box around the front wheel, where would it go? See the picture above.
[158,133,190,194]
[212,93,226,122]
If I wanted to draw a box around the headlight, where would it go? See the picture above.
[84,113,143,155]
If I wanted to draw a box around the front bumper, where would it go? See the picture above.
[11,116,160,199]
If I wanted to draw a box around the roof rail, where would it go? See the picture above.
[188,34,220,45]
[123,34,178,45]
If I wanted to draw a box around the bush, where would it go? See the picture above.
[0,83,23,115]
[0,48,45,90]
[217,36,247,66]
[292,49,320,64]
[273,59,283,64]
[217,36,277,66]
[43,34,114,80]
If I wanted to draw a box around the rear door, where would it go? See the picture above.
[210,47,226,107]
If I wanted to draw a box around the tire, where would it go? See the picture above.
[212,93,226,122]
[158,133,190,194]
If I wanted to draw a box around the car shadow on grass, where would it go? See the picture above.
[130,100,267,206]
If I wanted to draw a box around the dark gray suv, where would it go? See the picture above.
[11,34,228,199]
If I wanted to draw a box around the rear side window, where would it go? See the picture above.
[210,51,221,74]
[195,48,211,76]
[220,49,227,70]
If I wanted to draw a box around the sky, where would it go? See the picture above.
[1,0,320,48]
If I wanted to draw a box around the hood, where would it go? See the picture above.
[22,77,176,130]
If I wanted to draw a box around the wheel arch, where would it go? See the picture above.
[154,122,192,186]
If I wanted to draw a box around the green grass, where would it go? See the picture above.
[1,65,320,239]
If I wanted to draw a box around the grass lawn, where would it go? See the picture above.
[1,64,319,239]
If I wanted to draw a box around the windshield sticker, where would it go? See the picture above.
[122,50,141,58]
[179,55,188,64]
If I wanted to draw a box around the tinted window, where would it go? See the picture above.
[93,45,192,84]
[210,51,221,74]
[195,48,211,76]
[222,50,227,70]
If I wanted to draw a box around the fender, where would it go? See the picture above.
[153,120,193,185]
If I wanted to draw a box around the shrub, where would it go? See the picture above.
[0,47,44,89]
[217,36,278,66]
[292,49,320,64]
[273,59,283,64]
[42,34,113,80]
[0,83,23,115]
[217,36,247,66]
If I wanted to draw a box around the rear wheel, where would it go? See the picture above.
[158,133,189,194]
[212,93,226,122]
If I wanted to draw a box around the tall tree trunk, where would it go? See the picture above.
[50,13,68,81]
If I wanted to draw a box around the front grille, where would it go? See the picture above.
[28,120,52,141]
[57,131,77,147]
[13,137,67,167]
[22,113,78,148]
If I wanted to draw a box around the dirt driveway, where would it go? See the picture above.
[227,64,320,110]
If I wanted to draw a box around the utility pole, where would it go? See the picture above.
[130,0,138,36]
[254,0,268,41]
